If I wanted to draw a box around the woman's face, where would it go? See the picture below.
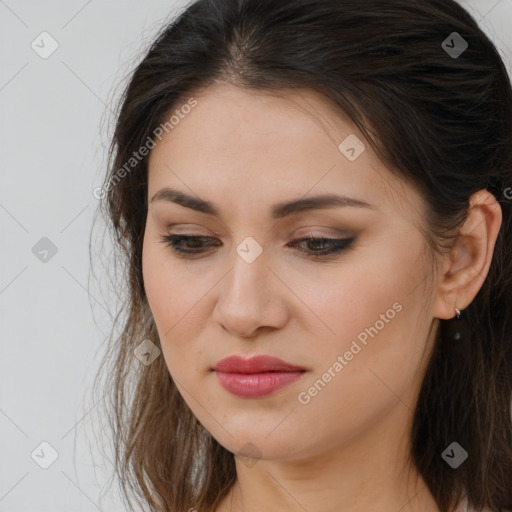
[142,82,440,462]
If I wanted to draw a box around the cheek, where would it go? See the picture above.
[142,230,195,329]
[303,240,425,365]
[324,233,426,348]
[141,236,214,376]
[299,261,402,352]
[292,285,420,451]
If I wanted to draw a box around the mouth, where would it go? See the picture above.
[212,355,307,398]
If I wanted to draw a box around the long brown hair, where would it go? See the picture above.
[90,1,512,510]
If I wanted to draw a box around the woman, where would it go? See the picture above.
[92,0,512,511]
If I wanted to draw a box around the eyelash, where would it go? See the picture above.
[159,233,355,260]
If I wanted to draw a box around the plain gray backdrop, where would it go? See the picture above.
[1,1,511,510]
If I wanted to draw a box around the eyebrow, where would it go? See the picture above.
[150,187,375,219]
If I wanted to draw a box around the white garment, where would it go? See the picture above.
[456,497,508,512]
[456,499,473,512]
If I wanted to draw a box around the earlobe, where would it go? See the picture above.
[433,189,502,320]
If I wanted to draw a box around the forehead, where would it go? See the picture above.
[147,83,425,225]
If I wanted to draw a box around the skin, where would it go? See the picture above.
[142,82,502,512]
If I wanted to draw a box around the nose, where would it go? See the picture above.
[212,250,289,339]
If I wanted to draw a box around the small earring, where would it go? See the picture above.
[453,307,462,339]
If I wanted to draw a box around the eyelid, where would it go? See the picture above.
[164,230,354,243]
[164,223,219,236]
[292,226,355,238]
[161,219,356,240]
[291,226,355,239]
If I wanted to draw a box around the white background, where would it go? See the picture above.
[1,1,511,510]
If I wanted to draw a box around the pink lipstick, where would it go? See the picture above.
[212,355,307,398]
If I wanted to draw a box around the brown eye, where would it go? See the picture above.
[160,234,220,255]
[287,236,355,258]
[159,233,355,260]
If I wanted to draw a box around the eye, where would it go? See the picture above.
[288,235,355,258]
[159,233,355,259]
[159,234,221,255]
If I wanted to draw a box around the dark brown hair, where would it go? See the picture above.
[90,1,512,511]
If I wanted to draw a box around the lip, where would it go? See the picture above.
[212,355,306,373]
[212,355,307,398]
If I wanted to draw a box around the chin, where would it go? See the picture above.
[210,428,307,462]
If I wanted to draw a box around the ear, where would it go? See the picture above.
[433,189,502,320]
